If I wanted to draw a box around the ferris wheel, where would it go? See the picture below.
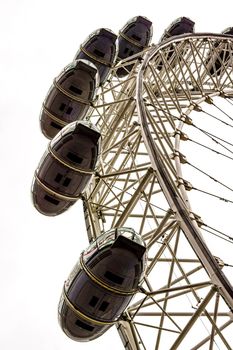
[32,16,233,350]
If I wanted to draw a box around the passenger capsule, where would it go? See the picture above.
[74,28,117,84]
[32,121,101,216]
[58,227,147,342]
[157,17,195,71]
[40,60,98,139]
[208,27,233,76]
[116,16,153,77]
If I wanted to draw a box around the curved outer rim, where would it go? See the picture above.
[136,33,233,311]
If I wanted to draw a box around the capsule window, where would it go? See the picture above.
[63,177,71,187]
[93,48,105,58]
[67,152,83,164]
[89,296,99,307]
[104,271,124,285]
[69,85,82,95]
[55,173,63,183]
[123,47,135,56]
[132,34,141,41]
[66,106,73,115]
[59,103,66,111]
[50,121,62,130]
[99,301,109,312]
[75,319,94,332]
[44,194,59,205]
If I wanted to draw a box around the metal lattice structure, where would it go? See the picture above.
[82,34,233,349]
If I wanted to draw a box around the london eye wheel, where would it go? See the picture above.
[82,33,233,349]
[32,18,233,349]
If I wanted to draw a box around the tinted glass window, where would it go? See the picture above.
[75,319,94,332]
[89,296,99,307]
[104,271,124,285]
[44,194,59,205]
[69,85,82,95]
[99,301,109,312]
[67,152,83,164]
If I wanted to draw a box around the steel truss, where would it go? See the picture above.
[82,34,233,349]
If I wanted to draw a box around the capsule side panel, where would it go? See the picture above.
[75,29,117,83]
[59,298,110,342]
[52,125,100,171]
[32,122,100,216]
[87,245,145,292]
[68,271,132,322]
[40,62,97,139]
[32,177,74,216]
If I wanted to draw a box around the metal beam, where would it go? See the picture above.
[115,168,154,227]
[170,287,216,350]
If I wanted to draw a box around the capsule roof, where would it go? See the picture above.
[159,16,195,43]
[81,28,117,45]
[120,15,153,37]
[222,27,233,35]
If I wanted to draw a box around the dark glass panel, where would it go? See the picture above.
[89,296,99,307]
[63,177,71,187]
[67,152,83,164]
[44,194,60,205]
[55,173,63,183]
[58,302,109,341]
[75,319,94,332]
[66,106,73,115]
[59,102,66,111]
[93,48,105,58]
[132,33,141,41]
[104,271,124,285]
[69,85,82,95]
[50,121,62,130]
[99,301,109,312]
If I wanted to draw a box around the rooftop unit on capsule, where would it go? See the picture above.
[116,16,153,77]
[208,27,233,76]
[58,227,147,342]
[74,28,117,84]
[32,121,101,216]
[40,60,98,139]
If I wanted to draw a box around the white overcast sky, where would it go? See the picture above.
[1,1,233,349]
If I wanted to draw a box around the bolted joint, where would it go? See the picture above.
[171,150,188,164]
[205,96,213,104]
[180,114,193,125]
[191,102,202,112]
[97,209,106,223]
[174,129,189,141]
[177,177,193,191]
[214,256,225,269]
[190,212,204,227]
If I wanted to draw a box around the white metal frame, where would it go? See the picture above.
[83,34,233,349]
